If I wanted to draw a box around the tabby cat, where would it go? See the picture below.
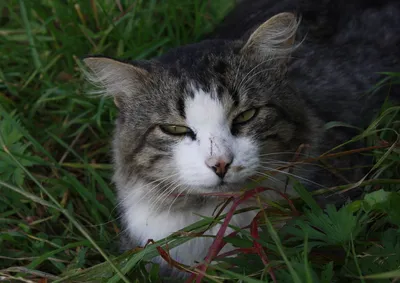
[83,0,399,278]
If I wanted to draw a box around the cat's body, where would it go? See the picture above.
[83,0,399,278]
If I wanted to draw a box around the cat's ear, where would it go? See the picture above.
[240,12,299,61]
[82,57,149,108]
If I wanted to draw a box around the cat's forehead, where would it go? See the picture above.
[157,39,237,71]
[184,85,232,128]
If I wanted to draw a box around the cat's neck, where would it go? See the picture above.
[116,178,256,250]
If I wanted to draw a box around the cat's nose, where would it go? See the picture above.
[206,158,232,179]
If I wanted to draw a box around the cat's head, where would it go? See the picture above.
[83,13,314,194]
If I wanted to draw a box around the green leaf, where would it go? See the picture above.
[212,265,267,282]
[223,234,253,248]
[282,204,367,248]
[324,121,362,131]
[0,110,35,186]
[321,262,334,283]
[362,269,400,280]
[292,182,322,214]
[363,190,400,225]
[363,189,391,212]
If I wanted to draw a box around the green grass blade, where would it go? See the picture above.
[19,0,42,70]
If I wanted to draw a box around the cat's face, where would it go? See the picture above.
[166,83,261,191]
[84,13,312,194]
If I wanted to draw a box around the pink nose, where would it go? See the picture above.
[207,159,232,179]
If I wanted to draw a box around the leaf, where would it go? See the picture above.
[321,262,334,283]
[223,235,253,248]
[282,204,367,248]
[76,247,88,268]
[148,263,160,282]
[344,229,400,277]
[362,269,400,280]
[324,121,361,131]
[212,265,267,282]
[306,204,366,245]
[292,182,322,214]
[274,256,321,283]
[363,189,391,212]
[0,110,35,186]
[388,193,400,226]
[363,190,400,226]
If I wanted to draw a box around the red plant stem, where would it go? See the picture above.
[185,187,297,282]
[185,229,243,283]
[191,187,270,283]
[145,239,196,275]
[250,217,277,282]
[156,245,196,275]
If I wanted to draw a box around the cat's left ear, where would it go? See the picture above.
[82,56,149,108]
[240,12,299,62]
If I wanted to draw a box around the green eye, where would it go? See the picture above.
[233,108,257,124]
[159,125,192,136]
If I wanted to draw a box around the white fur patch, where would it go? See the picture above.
[120,179,257,268]
[174,87,260,191]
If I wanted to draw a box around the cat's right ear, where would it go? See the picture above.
[240,12,300,62]
[82,57,149,108]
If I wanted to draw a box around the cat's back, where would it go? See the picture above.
[210,0,400,127]
[211,0,400,43]
[291,0,400,127]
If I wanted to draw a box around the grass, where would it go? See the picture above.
[0,0,399,282]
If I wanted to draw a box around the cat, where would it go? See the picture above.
[82,0,399,278]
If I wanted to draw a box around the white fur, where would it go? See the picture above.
[120,179,257,267]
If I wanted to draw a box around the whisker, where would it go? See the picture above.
[110,175,176,220]
[254,170,286,185]
[165,184,187,217]
[111,175,182,243]
[259,160,320,172]
[233,54,246,92]
[150,179,181,213]
[235,57,276,86]
[126,173,179,203]
[116,174,179,219]
[260,158,316,164]
[258,151,312,157]
[235,56,291,92]
[260,159,292,164]
[258,165,325,188]
[240,67,279,91]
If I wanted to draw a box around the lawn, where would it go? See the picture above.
[0,1,399,282]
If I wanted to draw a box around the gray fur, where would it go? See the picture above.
[83,0,399,276]
[210,0,400,198]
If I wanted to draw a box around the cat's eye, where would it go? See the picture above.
[233,109,257,124]
[159,125,193,136]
